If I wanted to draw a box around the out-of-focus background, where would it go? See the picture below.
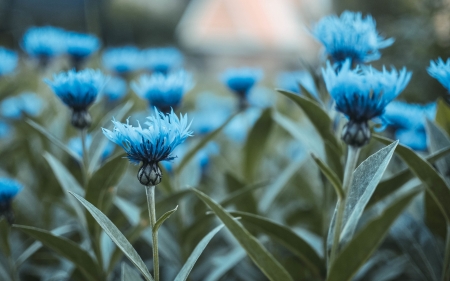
[1,0,449,102]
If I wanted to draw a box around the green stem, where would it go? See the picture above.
[146,185,159,281]
[80,129,89,187]
[443,223,450,281]
[329,146,360,268]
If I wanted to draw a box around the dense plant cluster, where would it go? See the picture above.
[0,10,450,281]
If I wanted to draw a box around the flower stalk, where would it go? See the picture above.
[145,185,159,281]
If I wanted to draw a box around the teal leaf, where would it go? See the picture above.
[192,189,294,281]
[122,262,143,281]
[327,189,420,281]
[311,153,344,199]
[154,205,178,232]
[174,224,224,281]
[69,192,154,281]
[436,98,450,136]
[14,225,101,281]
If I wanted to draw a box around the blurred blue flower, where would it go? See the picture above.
[428,58,450,92]
[66,31,100,60]
[247,87,276,108]
[143,47,183,74]
[102,46,142,74]
[0,178,22,205]
[21,26,67,58]
[132,70,193,112]
[0,121,12,139]
[1,92,44,119]
[322,60,411,122]
[0,47,18,76]
[221,68,263,96]
[102,76,127,102]
[384,101,436,131]
[190,93,233,135]
[225,108,261,143]
[45,69,107,110]
[395,129,428,151]
[276,71,318,98]
[68,134,114,160]
[313,11,394,66]
[102,109,193,165]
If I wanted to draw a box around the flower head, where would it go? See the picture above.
[190,93,233,135]
[428,58,450,91]
[102,76,127,102]
[384,101,436,131]
[132,70,193,112]
[102,46,142,74]
[142,47,183,74]
[323,60,411,122]
[21,26,67,58]
[0,178,22,205]
[0,47,18,76]
[221,68,263,95]
[0,121,12,139]
[313,11,393,66]
[1,92,44,119]
[65,31,101,60]
[45,69,107,111]
[395,129,427,151]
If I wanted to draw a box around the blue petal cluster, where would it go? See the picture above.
[132,70,193,111]
[102,109,193,164]
[276,71,318,98]
[66,31,100,60]
[221,68,263,95]
[1,92,44,119]
[0,178,22,204]
[322,60,411,122]
[45,69,107,110]
[143,47,183,74]
[68,134,114,160]
[313,11,394,66]
[102,76,128,102]
[428,58,450,91]
[0,47,18,76]
[0,121,11,139]
[102,46,142,74]
[21,26,67,57]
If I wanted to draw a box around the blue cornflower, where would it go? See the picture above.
[0,177,22,224]
[65,31,101,61]
[0,47,18,76]
[395,129,428,151]
[428,58,450,91]
[221,68,263,97]
[313,11,394,66]
[0,121,11,139]
[190,93,233,135]
[68,134,114,160]
[142,47,183,74]
[21,26,67,58]
[102,46,142,74]
[384,101,436,131]
[276,71,318,98]
[102,76,127,102]
[323,60,411,146]
[1,92,44,119]
[45,69,107,129]
[132,70,193,112]
[102,109,192,185]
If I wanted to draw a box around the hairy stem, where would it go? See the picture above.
[146,185,159,281]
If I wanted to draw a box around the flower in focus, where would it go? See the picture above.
[101,76,128,102]
[45,69,107,129]
[102,46,142,74]
[132,70,193,112]
[102,109,193,185]
[323,60,411,146]
[0,177,22,224]
[384,101,436,151]
[1,92,44,119]
[142,47,183,74]
[428,58,450,92]
[221,68,263,101]
[313,11,393,66]
[68,134,115,161]
[276,71,318,98]
[65,31,101,64]
[21,26,67,61]
[0,47,18,76]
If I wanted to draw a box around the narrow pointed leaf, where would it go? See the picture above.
[436,98,450,136]
[174,224,224,281]
[154,206,178,232]
[327,189,420,281]
[14,225,100,281]
[69,192,154,281]
[374,135,450,222]
[220,180,269,207]
[122,262,143,281]
[192,189,294,281]
[311,153,344,199]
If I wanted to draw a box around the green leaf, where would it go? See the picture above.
[327,189,420,281]
[259,157,305,213]
[340,141,399,243]
[122,262,143,281]
[154,205,178,232]
[277,89,341,152]
[436,98,450,136]
[220,180,269,207]
[229,211,325,278]
[192,189,294,281]
[243,108,274,181]
[14,225,101,281]
[69,192,154,281]
[174,224,224,281]
[311,153,344,198]
[176,112,237,173]
[27,119,82,163]
[374,135,450,222]
[0,219,10,258]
